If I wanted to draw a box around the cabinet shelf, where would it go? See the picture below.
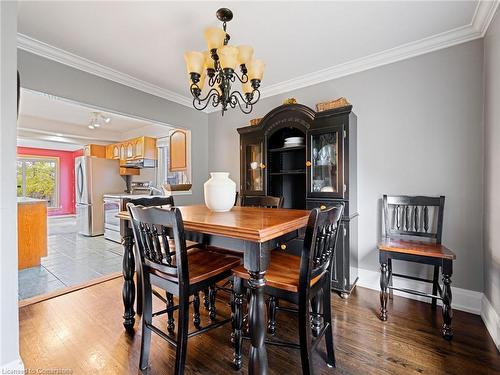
[268,145,306,153]
[269,170,306,176]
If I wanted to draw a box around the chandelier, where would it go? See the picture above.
[184,8,265,115]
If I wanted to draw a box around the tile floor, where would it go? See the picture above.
[18,216,123,300]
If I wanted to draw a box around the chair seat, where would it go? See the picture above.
[232,252,322,293]
[151,247,241,285]
[378,238,456,260]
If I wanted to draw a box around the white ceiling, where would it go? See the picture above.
[19,89,153,133]
[17,1,498,109]
[17,89,173,151]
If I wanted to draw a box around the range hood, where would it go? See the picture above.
[120,158,156,169]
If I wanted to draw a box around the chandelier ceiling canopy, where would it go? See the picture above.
[184,8,265,115]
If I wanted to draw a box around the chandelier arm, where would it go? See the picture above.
[248,88,261,105]
[208,75,217,87]
[229,91,253,114]
[193,87,220,103]
[212,92,221,107]
[232,71,249,84]
[192,90,219,111]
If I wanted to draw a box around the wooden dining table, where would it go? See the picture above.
[117,204,310,375]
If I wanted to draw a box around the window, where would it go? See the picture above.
[17,156,59,208]
[156,133,191,187]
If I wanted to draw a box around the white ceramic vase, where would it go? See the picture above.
[204,172,236,212]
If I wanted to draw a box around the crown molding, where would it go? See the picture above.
[17,33,194,109]
[473,0,499,36]
[18,1,498,115]
[260,1,497,100]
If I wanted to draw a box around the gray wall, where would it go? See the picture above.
[17,50,209,206]
[208,40,485,292]
[484,12,500,316]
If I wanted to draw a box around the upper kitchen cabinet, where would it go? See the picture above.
[84,144,106,158]
[105,144,120,160]
[104,137,157,161]
[133,136,157,160]
[169,130,188,172]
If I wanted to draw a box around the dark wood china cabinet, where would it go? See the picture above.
[237,104,358,296]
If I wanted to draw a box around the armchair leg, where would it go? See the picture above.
[442,274,453,340]
[431,265,439,309]
[379,262,389,321]
[267,296,277,335]
[388,258,393,300]
[298,295,313,375]
[139,275,152,371]
[166,292,175,333]
[174,294,189,375]
[209,284,217,321]
[233,277,243,370]
[311,289,323,337]
[203,288,210,310]
[323,276,336,368]
[193,292,201,329]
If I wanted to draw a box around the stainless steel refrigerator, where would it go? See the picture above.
[75,156,126,236]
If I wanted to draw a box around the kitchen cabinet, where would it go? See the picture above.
[169,131,187,171]
[126,143,133,159]
[106,144,119,159]
[119,167,140,176]
[18,198,48,269]
[84,144,106,158]
[237,103,358,296]
[135,139,143,158]
[105,137,157,162]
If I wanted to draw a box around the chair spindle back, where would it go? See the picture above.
[383,195,445,243]
[128,204,189,284]
[300,204,344,292]
[241,195,284,208]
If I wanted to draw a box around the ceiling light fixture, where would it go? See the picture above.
[88,112,111,130]
[184,8,265,115]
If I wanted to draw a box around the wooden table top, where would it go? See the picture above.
[118,204,310,243]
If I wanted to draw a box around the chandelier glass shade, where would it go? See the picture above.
[184,8,264,115]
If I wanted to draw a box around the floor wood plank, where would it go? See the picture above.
[19,278,500,374]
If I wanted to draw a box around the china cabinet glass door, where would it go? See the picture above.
[307,126,344,198]
[242,137,265,194]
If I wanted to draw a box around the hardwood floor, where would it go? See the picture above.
[19,277,499,374]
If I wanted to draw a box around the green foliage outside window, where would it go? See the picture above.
[17,158,57,207]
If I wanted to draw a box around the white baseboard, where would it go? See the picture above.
[481,295,500,352]
[0,357,24,372]
[356,268,483,315]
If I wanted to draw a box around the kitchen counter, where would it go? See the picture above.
[103,193,153,199]
[17,197,47,269]
[17,197,47,205]
[103,191,191,199]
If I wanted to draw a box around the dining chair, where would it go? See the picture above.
[231,204,344,374]
[127,196,201,318]
[128,204,241,374]
[378,195,456,339]
[240,195,284,208]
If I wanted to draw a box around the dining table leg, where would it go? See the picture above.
[245,241,270,375]
[122,233,136,330]
[248,270,268,375]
